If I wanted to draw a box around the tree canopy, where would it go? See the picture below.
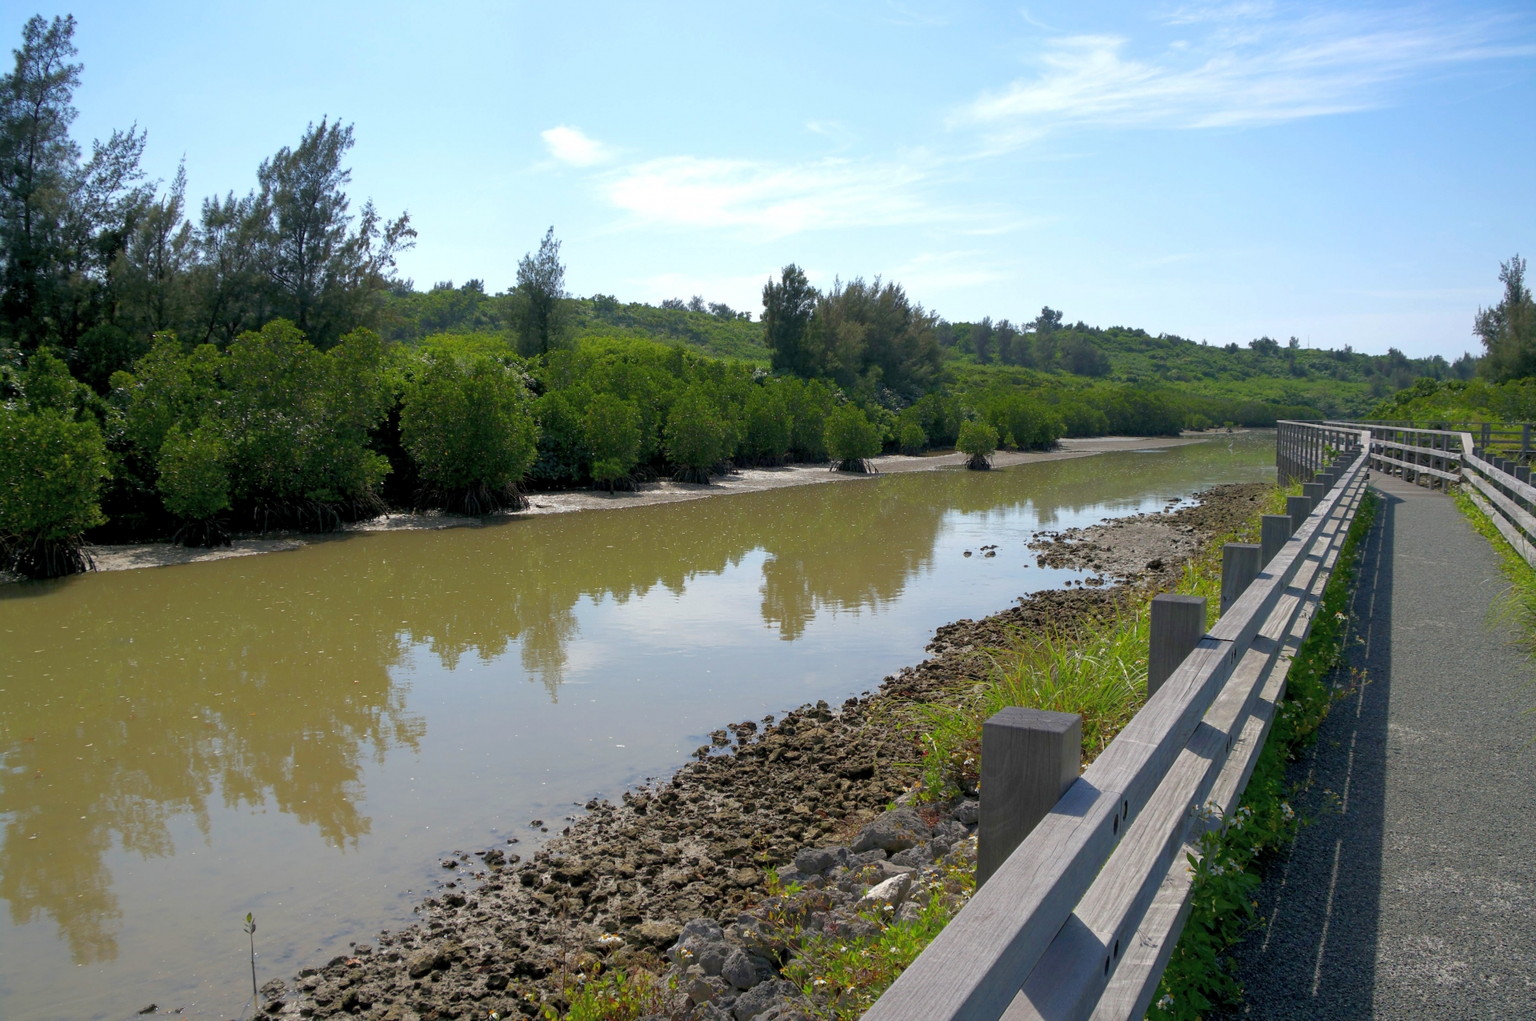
[1476,255,1535,383]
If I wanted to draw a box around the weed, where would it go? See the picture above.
[780,861,975,1021]
[541,963,669,1021]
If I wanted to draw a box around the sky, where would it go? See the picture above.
[11,0,1535,360]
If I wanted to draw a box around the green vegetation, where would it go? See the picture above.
[955,420,996,470]
[824,403,881,473]
[1474,255,1535,384]
[779,865,976,1021]
[1454,486,1536,663]
[1369,375,1536,428]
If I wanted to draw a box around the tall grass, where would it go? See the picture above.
[913,486,1292,800]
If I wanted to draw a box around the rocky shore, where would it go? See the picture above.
[255,482,1270,1021]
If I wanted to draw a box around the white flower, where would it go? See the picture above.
[1157,993,1174,1010]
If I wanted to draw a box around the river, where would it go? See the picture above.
[0,431,1275,1020]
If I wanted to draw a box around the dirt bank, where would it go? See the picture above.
[248,480,1269,1021]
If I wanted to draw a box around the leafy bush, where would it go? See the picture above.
[956,419,997,469]
[824,403,881,473]
[401,350,539,512]
[0,405,109,576]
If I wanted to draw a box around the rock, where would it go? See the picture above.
[682,964,733,1006]
[792,846,844,875]
[889,845,934,868]
[405,949,442,978]
[733,979,805,1020]
[850,807,932,854]
[721,946,758,990]
[953,799,980,825]
[633,920,682,947]
[859,873,912,910]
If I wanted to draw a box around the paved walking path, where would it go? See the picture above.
[1221,474,1536,1019]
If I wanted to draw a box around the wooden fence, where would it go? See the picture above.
[1325,420,1536,570]
[862,430,1372,1021]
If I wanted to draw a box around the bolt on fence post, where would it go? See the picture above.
[977,707,1081,889]
[1149,594,1206,698]
[1261,514,1291,565]
[1287,495,1311,534]
[1220,543,1262,615]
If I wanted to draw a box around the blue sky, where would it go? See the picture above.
[16,0,1535,360]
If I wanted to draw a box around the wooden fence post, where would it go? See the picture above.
[1303,481,1326,508]
[1221,543,1262,615]
[1149,594,1206,697]
[977,707,1081,888]
[1260,514,1291,565]
[1287,495,1311,534]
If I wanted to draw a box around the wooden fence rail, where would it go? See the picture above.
[862,428,1372,1021]
[1323,419,1536,570]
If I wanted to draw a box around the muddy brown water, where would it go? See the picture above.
[0,432,1274,1020]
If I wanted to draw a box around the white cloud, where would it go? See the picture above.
[958,9,1535,140]
[889,251,1013,294]
[541,125,612,167]
[1157,1,1276,27]
[600,154,958,238]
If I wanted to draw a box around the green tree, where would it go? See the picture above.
[784,376,836,461]
[956,419,997,470]
[665,387,732,483]
[896,418,927,455]
[0,15,150,355]
[253,119,415,349]
[400,350,538,513]
[762,263,817,377]
[218,319,389,526]
[156,420,231,546]
[0,403,108,576]
[511,226,570,357]
[1476,255,1536,383]
[824,402,880,473]
[741,383,791,465]
[583,392,642,490]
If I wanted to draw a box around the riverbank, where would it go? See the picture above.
[14,435,1208,581]
[256,479,1270,1021]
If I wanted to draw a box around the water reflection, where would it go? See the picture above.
[0,566,425,964]
[0,432,1274,1014]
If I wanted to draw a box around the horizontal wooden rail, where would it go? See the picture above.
[1333,420,1536,572]
[863,430,1371,1021]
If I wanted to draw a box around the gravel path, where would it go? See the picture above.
[1220,475,1536,1019]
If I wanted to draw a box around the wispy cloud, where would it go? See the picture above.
[889,251,1013,295]
[599,153,962,238]
[541,125,612,167]
[959,8,1534,142]
[1157,1,1276,27]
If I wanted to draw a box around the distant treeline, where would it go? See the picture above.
[0,321,1319,577]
